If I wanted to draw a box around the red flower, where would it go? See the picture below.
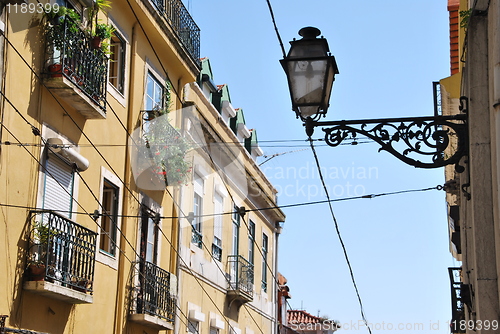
[176,169,181,172]
[155,152,161,155]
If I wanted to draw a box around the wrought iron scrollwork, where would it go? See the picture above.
[317,114,468,170]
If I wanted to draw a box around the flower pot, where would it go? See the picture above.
[48,63,63,77]
[27,264,46,281]
[91,36,102,49]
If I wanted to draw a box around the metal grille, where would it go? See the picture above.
[144,0,200,66]
[27,210,97,294]
[130,260,176,323]
[46,15,108,111]
[227,255,254,296]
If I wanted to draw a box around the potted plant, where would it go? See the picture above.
[143,110,192,187]
[26,221,56,281]
[90,22,115,50]
[45,7,81,75]
[43,4,67,25]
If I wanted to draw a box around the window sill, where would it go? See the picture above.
[96,249,119,270]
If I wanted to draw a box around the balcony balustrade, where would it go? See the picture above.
[45,15,108,119]
[143,0,200,67]
[24,210,97,304]
[129,260,176,330]
[227,255,254,304]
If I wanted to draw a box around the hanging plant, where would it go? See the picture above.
[141,80,192,187]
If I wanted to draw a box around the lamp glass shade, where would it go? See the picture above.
[281,28,338,120]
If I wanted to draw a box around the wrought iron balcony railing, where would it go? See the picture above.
[26,210,97,294]
[144,0,200,66]
[130,260,176,324]
[227,255,254,299]
[46,15,108,112]
[191,228,202,248]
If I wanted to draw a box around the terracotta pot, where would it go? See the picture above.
[91,36,102,49]
[48,64,62,77]
[27,264,46,281]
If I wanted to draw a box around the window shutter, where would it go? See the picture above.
[43,155,74,218]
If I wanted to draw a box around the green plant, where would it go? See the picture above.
[94,22,115,39]
[43,5,67,23]
[143,107,192,186]
[45,7,81,53]
[460,9,472,29]
[27,221,58,266]
[87,0,112,30]
[147,133,192,186]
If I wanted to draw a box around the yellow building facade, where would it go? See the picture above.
[0,0,283,333]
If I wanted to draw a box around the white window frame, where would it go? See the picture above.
[191,172,204,248]
[212,190,224,261]
[106,19,129,105]
[144,63,166,112]
[96,167,123,269]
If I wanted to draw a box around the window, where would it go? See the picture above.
[192,173,203,248]
[99,179,119,256]
[210,327,219,334]
[232,204,240,256]
[248,220,255,265]
[187,320,199,334]
[140,206,159,264]
[42,153,75,218]
[262,234,268,292]
[212,192,223,261]
[108,30,126,94]
[145,71,165,111]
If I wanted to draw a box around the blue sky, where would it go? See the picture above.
[189,1,456,333]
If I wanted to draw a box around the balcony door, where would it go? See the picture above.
[138,205,160,315]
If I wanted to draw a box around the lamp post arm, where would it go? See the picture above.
[305,113,468,171]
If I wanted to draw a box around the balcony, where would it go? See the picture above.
[44,15,108,119]
[227,255,254,305]
[129,261,176,330]
[142,0,200,67]
[24,210,97,304]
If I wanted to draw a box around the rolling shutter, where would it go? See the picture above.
[43,154,74,218]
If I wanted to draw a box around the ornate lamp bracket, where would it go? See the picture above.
[308,111,468,171]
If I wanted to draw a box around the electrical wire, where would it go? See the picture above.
[309,138,372,334]
[0,184,443,219]
[265,0,286,58]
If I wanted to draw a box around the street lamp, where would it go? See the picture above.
[281,27,468,171]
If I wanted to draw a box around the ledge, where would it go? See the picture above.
[227,289,253,305]
[45,75,106,119]
[129,314,174,330]
[24,281,93,304]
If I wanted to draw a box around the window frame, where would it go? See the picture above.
[145,70,165,112]
[108,28,126,95]
[191,172,204,248]
[99,178,119,256]
[211,191,224,261]
[262,233,268,293]
[248,220,255,265]
[231,204,240,256]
